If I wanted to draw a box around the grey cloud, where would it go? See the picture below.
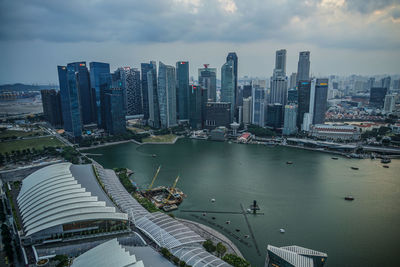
[345,0,400,13]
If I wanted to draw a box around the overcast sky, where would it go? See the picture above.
[0,0,399,84]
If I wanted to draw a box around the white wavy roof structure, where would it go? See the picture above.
[17,163,128,237]
[71,238,144,267]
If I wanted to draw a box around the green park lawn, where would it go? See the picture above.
[142,134,177,143]
[0,136,64,154]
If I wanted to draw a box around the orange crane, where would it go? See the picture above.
[147,166,161,191]
[164,175,180,203]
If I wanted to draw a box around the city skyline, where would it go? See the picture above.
[1,0,400,84]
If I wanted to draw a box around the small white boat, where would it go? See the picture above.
[247,208,252,213]
[211,198,216,202]
[280,228,285,233]
[203,213,206,216]
[244,235,250,238]
[226,220,231,224]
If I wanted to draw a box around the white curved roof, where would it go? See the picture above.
[17,163,128,236]
[72,238,144,267]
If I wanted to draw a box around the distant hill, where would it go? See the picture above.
[0,83,58,92]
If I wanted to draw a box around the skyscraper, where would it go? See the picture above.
[147,68,160,128]
[189,85,207,129]
[270,49,288,105]
[226,52,238,108]
[221,60,235,122]
[313,78,329,124]
[369,87,388,108]
[274,49,287,77]
[283,104,298,135]
[104,88,126,135]
[141,61,157,120]
[266,103,283,128]
[384,94,395,113]
[296,51,310,83]
[297,80,311,129]
[289,72,297,89]
[176,61,190,120]
[89,62,111,126]
[40,89,63,127]
[252,83,266,127]
[58,65,82,141]
[198,65,217,102]
[204,102,231,130]
[126,68,142,116]
[242,97,252,125]
[158,62,177,128]
[381,76,391,90]
[287,88,298,104]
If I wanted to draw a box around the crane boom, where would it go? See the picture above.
[165,175,180,203]
[148,166,161,190]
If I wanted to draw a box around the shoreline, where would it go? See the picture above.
[177,218,244,258]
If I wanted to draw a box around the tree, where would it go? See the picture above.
[203,239,216,253]
[222,254,250,267]
[216,242,227,257]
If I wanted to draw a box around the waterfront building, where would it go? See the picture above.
[198,65,217,102]
[141,61,157,120]
[302,112,313,132]
[58,65,82,141]
[296,51,310,83]
[204,102,231,130]
[283,104,297,135]
[369,87,387,108]
[266,103,283,129]
[226,52,238,108]
[310,124,361,140]
[16,163,128,246]
[221,60,235,122]
[384,94,396,113]
[265,245,328,267]
[104,88,126,135]
[40,89,63,127]
[89,62,111,126]
[313,78,329,125]
[176,61,190,120]
[125,68,142,116]
[158,62,177,128]
[289,72,297,89]
[147,69,160,128]
[242,97,252,125]
[288,88,298,104]
[297,80,311,129]
[189,85,207,129]
[252,83,267,127]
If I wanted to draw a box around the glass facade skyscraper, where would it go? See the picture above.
[313,78,329,124]
[41,89,63,127]
[221,60,235,123]
[252,84,266,127]
[141,61,157,120]
[176,61,189,120]
[226,53,238,108]
[189,85,207,129]
[296,51,310,83]
[297,80,311,129]
[104,88,126,135]
[158,62,177,128]
[89,62,111,126]
[198,66,217,102]
[126,68,142,116]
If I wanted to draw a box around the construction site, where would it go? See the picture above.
[140,166,186,212]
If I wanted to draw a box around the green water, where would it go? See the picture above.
[87,138,400,267]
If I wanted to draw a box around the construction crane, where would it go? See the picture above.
[164,175,180,203]
[147,166,161,191]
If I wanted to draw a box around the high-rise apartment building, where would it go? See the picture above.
[176,61,190,120]
[221,60,235,122]
[384,94,395,113]
[198,65,217,102]
[158,62,177,128]
[125,68,142,116]
[41,89,63,127]
[296,51,310,83]
[369,87,387,108]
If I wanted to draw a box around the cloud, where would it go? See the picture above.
[0,0,399,50]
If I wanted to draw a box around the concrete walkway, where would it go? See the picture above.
[177,218,243,258]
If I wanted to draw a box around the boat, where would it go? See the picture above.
[244,235,249,238]
[152,154,157,158]
[383,165,389,168]
[235,229,240,232]
[344,196,354,201]
[280,229,285,233]
[331,157,339,160]
[162,204,178,212]
[381,158,391,164]
[212,217,216,220]
[226,220,231,224]
[202,213,206,216]
[286,161,293,164]
[211,198,216,202]
[351,167,359,170]
[246,208,252,213]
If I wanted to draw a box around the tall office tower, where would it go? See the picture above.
[274,49,287,77]
[283,104,298,135]
[296,51,310,83]
[226,52,238,107]
[147,70,160,129]
[242,84,252,98]
[104,88,126,135]
[381,76,391,90]
[393,79,400,90]
[367,77,375,90]
[266,103,283,128]
[204,102,231,130]
[242,97,252,125]
[176,61,190,120]
[289,72,297,88]
[141,61,157,120]
[126,68,142,116]
[199,65,217,102]
[221,60,235,122]
[297,80,311,129]
[287,88,298,103]
[384,94,395,113]
[68,62,95,125]
[188,85,207,129]
[58,65,82,141]
[89,62,111,126]
[40,89,63,127]
[369,87,387,108]
[313,78,329,124]
[252,83,266,127]
[158,62,177,128]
